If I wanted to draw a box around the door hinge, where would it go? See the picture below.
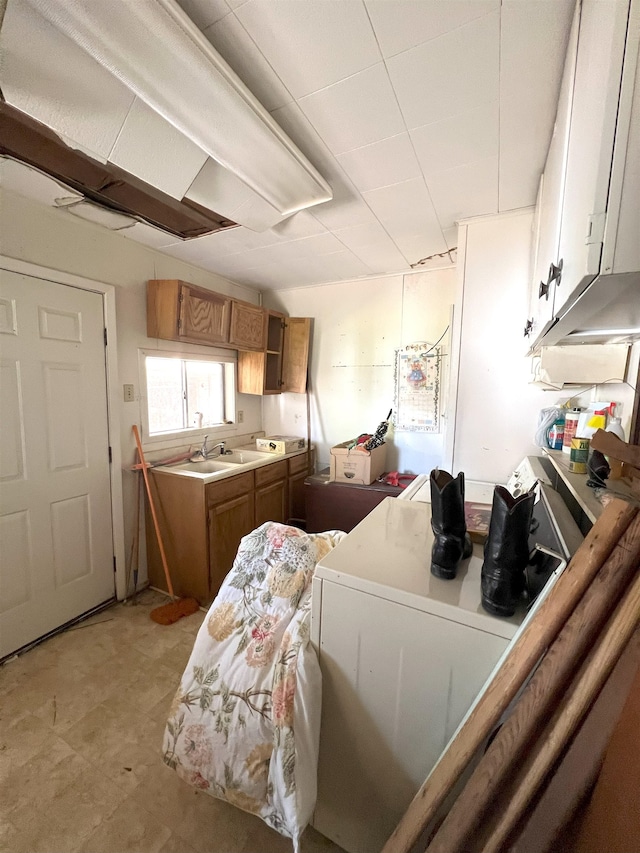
[108,446,112,464]
[585,212,605,245]
[104,328,108,346]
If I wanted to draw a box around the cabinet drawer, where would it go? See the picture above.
[206,471,254,506]
[255,459,288,487]
[288,452,311,476]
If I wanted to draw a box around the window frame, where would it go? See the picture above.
[139,348,236,448]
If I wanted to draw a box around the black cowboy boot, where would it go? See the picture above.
[430,469,473,579]
[481,486,535,617]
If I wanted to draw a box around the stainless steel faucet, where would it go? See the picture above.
[193,436,226,460]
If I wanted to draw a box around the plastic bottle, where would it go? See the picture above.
[606,415,626,479]
[547,414,565,450]
[562,408,581,454]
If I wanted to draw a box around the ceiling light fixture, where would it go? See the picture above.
[25,0,333,218]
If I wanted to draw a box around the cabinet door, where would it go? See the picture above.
[555,0,630,316]
[208,493,255,599]
[530,0,581,340]
[229,300,266,350]
[288,453,313,523]
[179,284,230,345]
[282,317,311,393]
[255,479,287,527]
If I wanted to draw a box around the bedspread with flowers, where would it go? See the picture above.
[162,521,345,850]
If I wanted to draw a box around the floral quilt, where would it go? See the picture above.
[162,522,345,849]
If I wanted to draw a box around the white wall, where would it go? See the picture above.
[452,209,553,483]
[0,189,264,588]
[262,267,459,475]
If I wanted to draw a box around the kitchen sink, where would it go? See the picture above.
[167,459,240,474]
[219,449,276,463]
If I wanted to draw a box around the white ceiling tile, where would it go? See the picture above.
[499,93,556,211]
[109,99,208,200]
[203,13,293,111]
[500,1,574,103]
[392,232,453,267]
[410,101,498,178]
[270,211,328,241]
[333,222,409,270]
[0,158,83,207]
[120,222,184,249]
[387,12,499,129]
[234,0,381,99]
[336,134,422,193]
[365,0,498,59]
[362,178,445,253]
[160,228,245,264]
[174,0,230,30]
[427,155,499,229]
[1,1,134,159]
[299,64,406,156]
[442,226,459,251]
[311,196,379,232]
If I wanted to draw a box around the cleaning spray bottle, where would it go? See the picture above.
[605,404,626,479]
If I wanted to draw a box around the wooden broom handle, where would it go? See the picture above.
[132,424,175,599]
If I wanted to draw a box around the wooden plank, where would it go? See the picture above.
[590,428,640,467]
[425,509,640,853]
[382,499,638,853]
[481,573,640,853]
[508,630,640,853]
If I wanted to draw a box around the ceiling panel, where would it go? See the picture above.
[365,0,498,59]
[1,0,134,160]
[174,0,230,30]
[298,63,406,156]
[336,133,422,194]
[109,99,208,200]
[202,12,293,111]
[1,0,576,291]
[411,101,499,179]
[387,11,500,130]
[362,177,446,260]
[427,155,499,228]
[234,0,381,99]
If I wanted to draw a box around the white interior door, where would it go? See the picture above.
[0,270,115,659]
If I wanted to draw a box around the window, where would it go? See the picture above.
[141,350,235,440]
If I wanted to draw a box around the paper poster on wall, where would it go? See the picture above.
[393,342,442,432]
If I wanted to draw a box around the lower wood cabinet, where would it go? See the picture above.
[254,460,288,528]
[145,451,314,605]
[207,472,255,602]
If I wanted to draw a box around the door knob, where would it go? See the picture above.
[538,280,550,300]
[524,318,533,337]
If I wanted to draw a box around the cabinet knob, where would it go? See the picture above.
[524,318,534,338]
[548,259,563,286]
[538,280,550,300]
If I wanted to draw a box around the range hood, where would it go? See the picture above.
[533,271,640,348]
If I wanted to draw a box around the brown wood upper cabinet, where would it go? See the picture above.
[147,279,265,351]
[237,311,311,395]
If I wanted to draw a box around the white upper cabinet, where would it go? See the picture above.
[526,0,640,351]
[524,2,581,348]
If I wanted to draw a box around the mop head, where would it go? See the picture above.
[150,597,199,625]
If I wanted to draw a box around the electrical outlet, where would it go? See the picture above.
[123,384,135,402]
[237,410,244,423]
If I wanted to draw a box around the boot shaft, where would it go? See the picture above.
[430,469,467,538]
[484,486,534,572]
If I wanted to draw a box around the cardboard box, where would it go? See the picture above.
[329,440,387,485]
[256,435,306,454]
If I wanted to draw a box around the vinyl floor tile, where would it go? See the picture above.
[0,592,345,853]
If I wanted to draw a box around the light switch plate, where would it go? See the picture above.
[123,384,135,402]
